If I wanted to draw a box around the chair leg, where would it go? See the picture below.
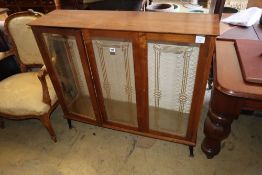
[40,114,57,142]
[0,118,4,129]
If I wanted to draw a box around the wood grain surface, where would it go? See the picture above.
[235,39,262,84]
[215,41,262,100]
[29,10,219,36]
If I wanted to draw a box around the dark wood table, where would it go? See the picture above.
[201,24,262,158]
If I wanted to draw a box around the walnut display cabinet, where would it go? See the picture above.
[30,10,219,155]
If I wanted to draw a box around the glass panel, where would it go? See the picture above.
[43,33,95,119]
[148,42,200,136]
[92,39,137,127]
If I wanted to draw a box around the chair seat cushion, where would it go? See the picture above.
[0,72,57,116]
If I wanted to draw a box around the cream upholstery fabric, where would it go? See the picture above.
[8,16,43,65]
[0,72,57,116]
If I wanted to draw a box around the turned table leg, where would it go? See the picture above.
[201,88,240,158]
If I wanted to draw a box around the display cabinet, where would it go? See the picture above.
[30,10,219,155]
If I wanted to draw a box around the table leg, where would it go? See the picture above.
[201,88,240,158]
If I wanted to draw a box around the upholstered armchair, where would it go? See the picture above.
[0,10,58,142]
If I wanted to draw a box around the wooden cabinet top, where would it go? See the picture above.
[29,10,220,36]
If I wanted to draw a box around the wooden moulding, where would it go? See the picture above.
[30,11,219,147]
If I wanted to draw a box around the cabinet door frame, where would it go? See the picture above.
[83,30,142,131]
[32,26,102,125]
[145,33,216,144]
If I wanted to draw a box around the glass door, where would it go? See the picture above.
[42,32,97,121]
[91,38,138,128]
[147,41,200,136]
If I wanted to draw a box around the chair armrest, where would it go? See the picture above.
[0,49,15,61]
[37,65,52,106]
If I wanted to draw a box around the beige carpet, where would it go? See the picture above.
[0,90,262,175]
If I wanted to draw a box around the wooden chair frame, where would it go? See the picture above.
[0,10,58,142]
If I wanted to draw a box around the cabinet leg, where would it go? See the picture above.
[67,119,73,129]
[189,146,194,157]
[0,118,4,129]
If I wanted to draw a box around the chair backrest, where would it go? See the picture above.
[4,10,44,70]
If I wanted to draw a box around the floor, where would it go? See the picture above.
[0,90,262,175]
